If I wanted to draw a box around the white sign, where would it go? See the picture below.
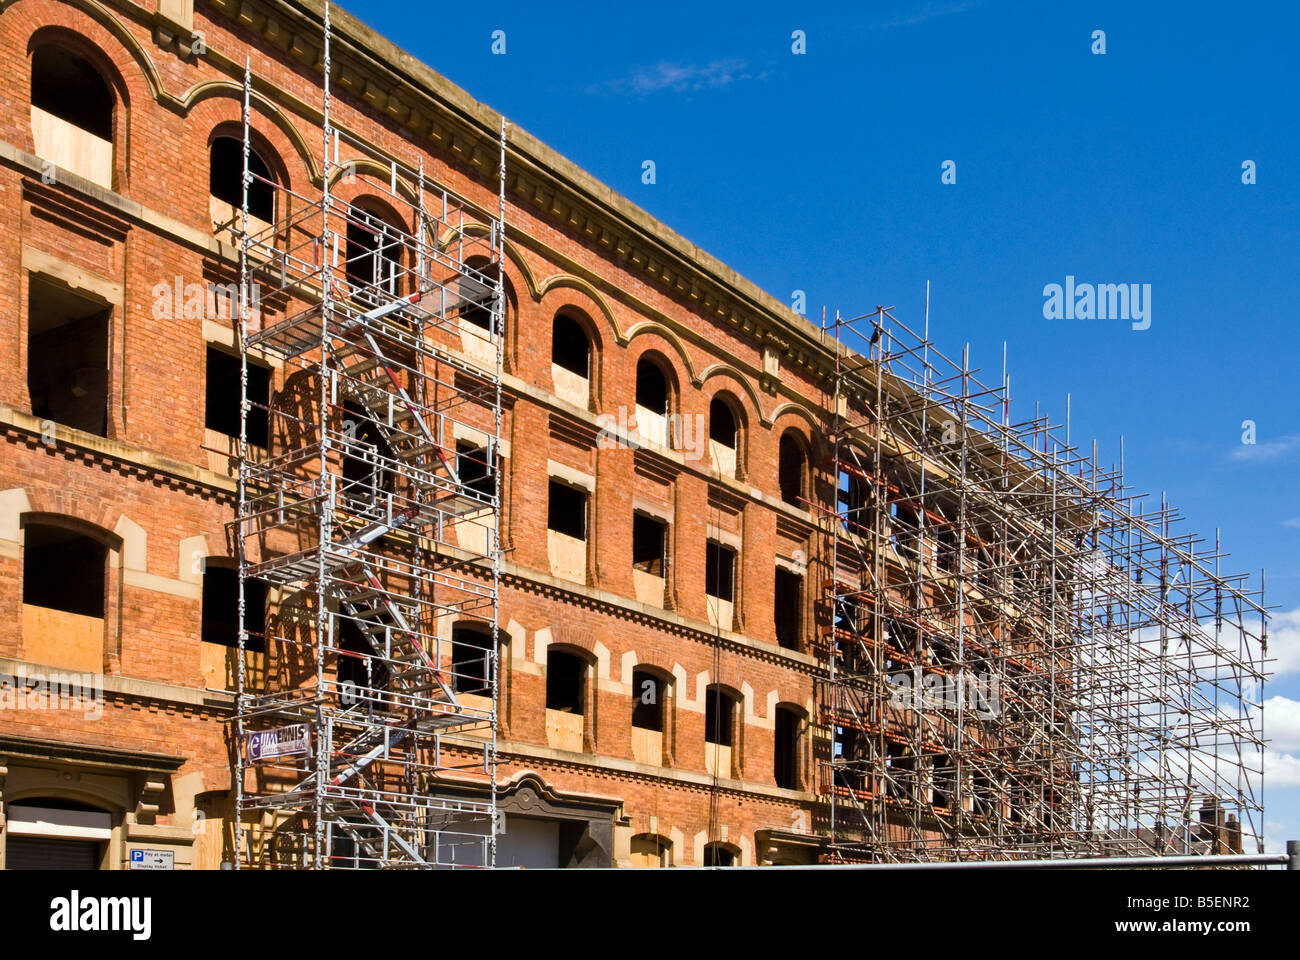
[245,724,311,761]
[129,848,174,871]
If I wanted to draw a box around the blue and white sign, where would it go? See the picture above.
[129,848,174,870]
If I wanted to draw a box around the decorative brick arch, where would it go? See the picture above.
[23,487,126,538]
[16,2,164,193]
[182,81,319,186]
[623,321,700,386]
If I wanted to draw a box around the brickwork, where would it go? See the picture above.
[0,0,839,867]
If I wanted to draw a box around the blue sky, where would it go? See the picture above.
[343,0,1300,851]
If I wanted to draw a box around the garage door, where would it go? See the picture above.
[7,836,100,870]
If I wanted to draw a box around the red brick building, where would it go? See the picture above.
[0,0,841,868]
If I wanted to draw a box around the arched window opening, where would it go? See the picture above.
[709,396,736,448]
[451,623,492,696]
[635,356,669,416]
[774,566,802,650]
[31,46,112,139]
[24,523,106,619]
[837,465,870,534]
[630,833,672,868]
[551,313,591,407]
[631,668,662,732]
[633,355,671,447]
[631,667,668,765]
[704,685,738,779]
[708,395,739,477]
[459,261,497,332]
[346,207,403,302]
[703,842,736,867]
[209,136,275,223]
[774,705,802,790]
[778,431,806,506]
[30,45,113,187]
[21,519,111,674]
[552,314,589,377]
[340,400,394,507]
[545,649,587,752]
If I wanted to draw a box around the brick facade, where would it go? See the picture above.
[0,0,843,868]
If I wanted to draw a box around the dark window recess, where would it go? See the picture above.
[839,469,869,531]
[27,276,109,437]
[930,637,955,667]
[774,707,800,790]
[547,480,587,539]
[337,615,388,691]
[200,564,266,651]
[631,514,666,576]
[546,650,585,713]
[705,541,735,602]
[709,396,736,448]
[778,432,805,506]
[341,401,394,502]
[209,136,274,222]
[551,314,589,377]
[703,843,735,867]
[937,526,959,572]
[631,669,662,731]
[835,727,867,793]
[23,524,107,618]
[887,742,917,801]
[460,262,497,331]
[330,820,382,869]
[635,357,668,414]
[451,624,492,695]
[456,442,494,499]
[933,755,955,808]
[705,687,734,746]
[894,502,920,557]
[974,771,995,816]
[206,346,270,447]
[346,211,400,296]
[31,45,112,140]
[774,568,802,650]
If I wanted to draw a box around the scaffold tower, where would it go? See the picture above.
[817,304,1269,862]
[232,3,504,868]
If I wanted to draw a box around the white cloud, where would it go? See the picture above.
[1265,696,1300,753]
[1262,818,1293,854]
[1265,750,1300,787]
[1269,608,1300,679]
[1231,434,1300,462]
[873,1,983,29]
[587,58,764,97]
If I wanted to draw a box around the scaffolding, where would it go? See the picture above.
[232,3,504,868]
[817,304,1269,862]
